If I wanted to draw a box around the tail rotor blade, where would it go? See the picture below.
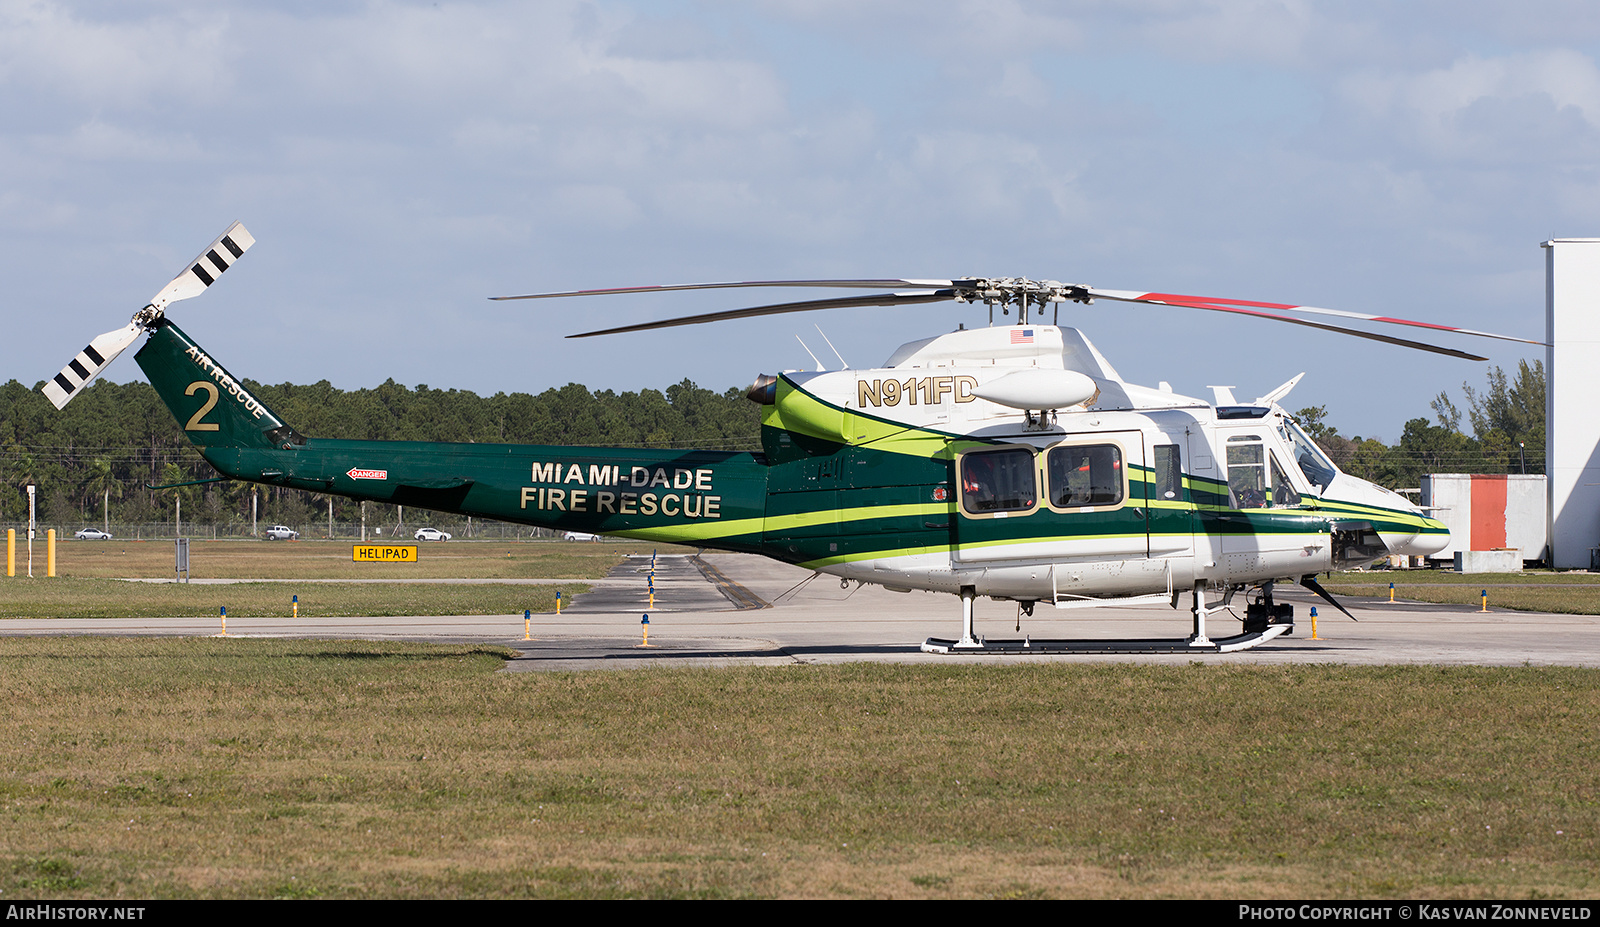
[148,221,255,311]
[40,322,142,410]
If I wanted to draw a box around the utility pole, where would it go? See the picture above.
[26,484,35,578]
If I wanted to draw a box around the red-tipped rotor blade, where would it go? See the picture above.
[1090,289,1542,348]
[1090,290,1489,360]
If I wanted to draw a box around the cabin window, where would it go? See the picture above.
[960,447,1037,515]
[1153,445,1182,502]
[1046,444,1124,508]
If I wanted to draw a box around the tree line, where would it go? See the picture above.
[0,376,759,531]
[1293,359,1546,488]
[0,360,1546,530]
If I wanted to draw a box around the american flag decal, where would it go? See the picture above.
[1011,328,1034,344]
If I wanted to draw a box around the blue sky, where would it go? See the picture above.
[3,1,1591,441]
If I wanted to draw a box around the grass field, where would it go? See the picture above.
[20,538,690,580]
[5,544,1599,898]
[1324,570,1600,615]
[0,539,691,618]
[0,639,1595,899]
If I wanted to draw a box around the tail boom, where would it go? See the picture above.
[135,318,769,550]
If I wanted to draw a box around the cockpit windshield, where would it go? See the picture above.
[1278,416,1339,494]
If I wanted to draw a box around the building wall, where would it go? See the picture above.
[1545,240,1600,569]
[1422,473,1548,563]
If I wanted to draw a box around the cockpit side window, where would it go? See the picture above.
[960,447,1037,515]
[1226,435,1268,509]
[1226,435,1305,509]
[1271,455,1301,507]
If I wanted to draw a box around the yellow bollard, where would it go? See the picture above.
[6,528,13,577]
[556,591,562,615]
[1481,589,1488,613]
[1310,606,1320,640]
[1389,581,1395,603]
[524,609,532,641]
[292,594,299,619]
[46,529,55,578]
[638,613,653,648]
[219,606,227,637]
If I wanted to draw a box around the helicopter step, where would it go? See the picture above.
[920,624,1292,655]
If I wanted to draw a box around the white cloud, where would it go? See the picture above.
[0,0,233,107]
[1337,49,1600,163]
[903,131,1086,223]
[30,119,205,162]
[547,182,641,229]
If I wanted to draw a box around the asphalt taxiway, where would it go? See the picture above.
[3,552,1598,671]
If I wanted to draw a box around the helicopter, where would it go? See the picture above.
[42,223,1542,654]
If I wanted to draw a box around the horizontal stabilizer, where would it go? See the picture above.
[148,221,255,310]
[41,322,142,409]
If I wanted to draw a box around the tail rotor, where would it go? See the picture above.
[41,221,254,410]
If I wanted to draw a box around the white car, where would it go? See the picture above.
[414,527,452,541]
[75,528,113,540]
[265,525,299,540]
[563,531,600,541]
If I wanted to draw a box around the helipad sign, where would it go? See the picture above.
[353,545,416,562]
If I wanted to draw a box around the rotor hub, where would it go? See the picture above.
[949,278,1094,323]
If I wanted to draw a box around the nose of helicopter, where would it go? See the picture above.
[1384,517,1451,558]
[1324,474,1451,560]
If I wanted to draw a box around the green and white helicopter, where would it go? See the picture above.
[43,223,1539,653]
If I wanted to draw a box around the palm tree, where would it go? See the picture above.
[83,458,123,535]
[159,463,194,536]
[5,446,41,525]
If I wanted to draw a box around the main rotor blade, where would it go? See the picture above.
[40,321,142,410]
[148,221,255,310]
[566,290,956,338]
[493,278,955,301]
[1091,289,1542,348]
[1090,290,1491,360]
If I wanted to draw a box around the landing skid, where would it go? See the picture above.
[920,624,1292,655]
[926,580,1296,655]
